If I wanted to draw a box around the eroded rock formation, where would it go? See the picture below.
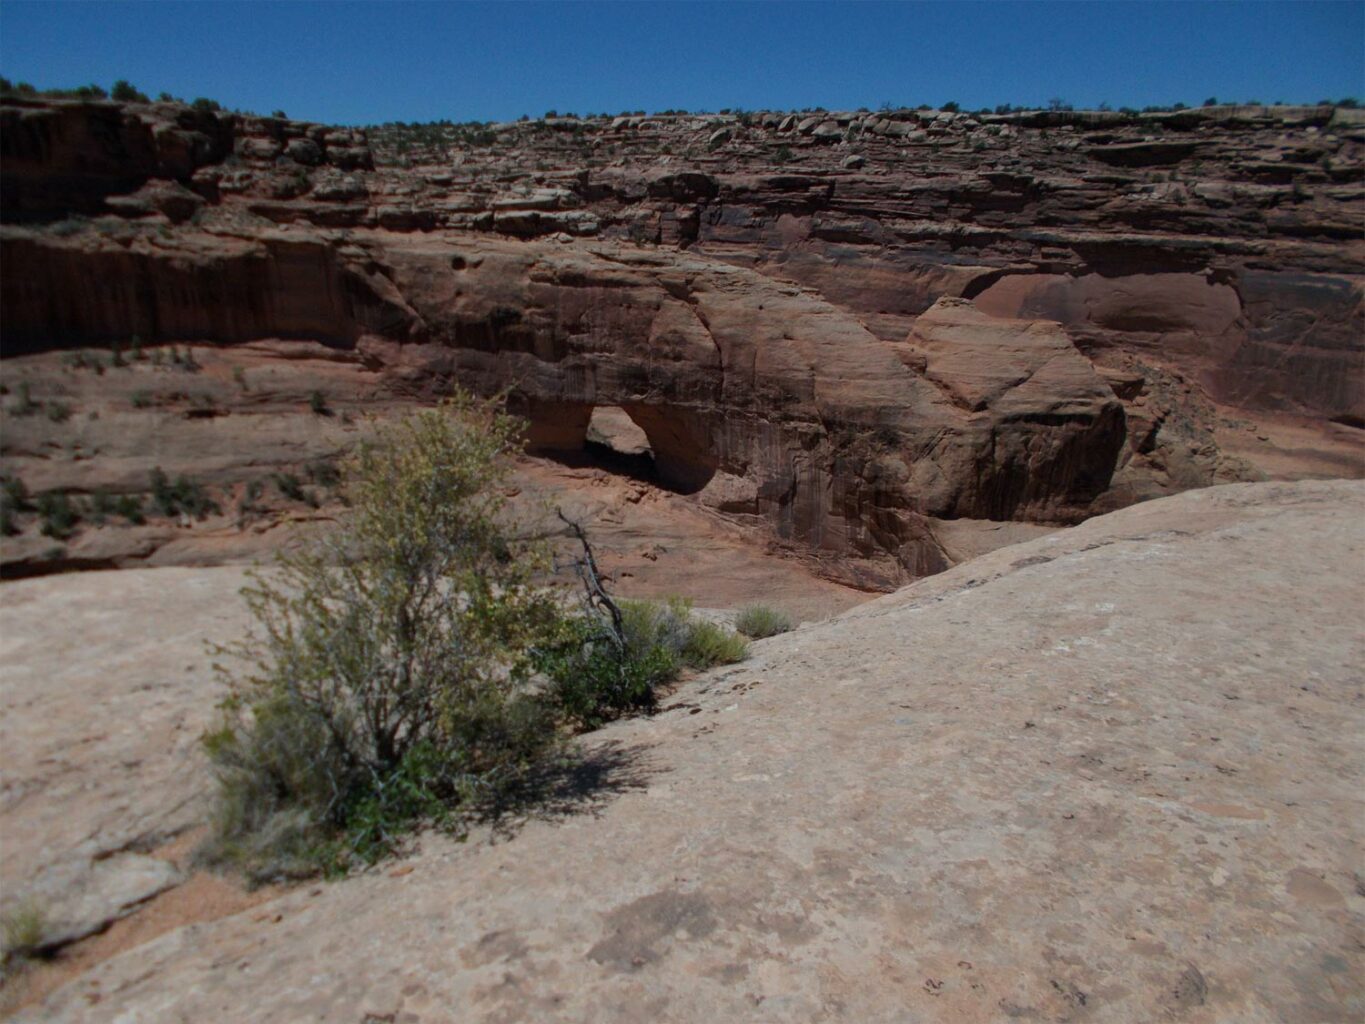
[1,96,1361,584]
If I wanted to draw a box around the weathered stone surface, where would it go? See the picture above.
[11,479,1365,1021]
[102,178,205,223]
[0,567,254,903]
[25,855,184,948]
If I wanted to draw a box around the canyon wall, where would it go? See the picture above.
[1,96,1361,584]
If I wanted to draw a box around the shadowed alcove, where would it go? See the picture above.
[516,397,718,494]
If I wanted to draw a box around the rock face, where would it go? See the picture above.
[8,480,1364,1021]
[1,96,1362,584]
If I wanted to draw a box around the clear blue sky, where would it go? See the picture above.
[2,1,1361,125]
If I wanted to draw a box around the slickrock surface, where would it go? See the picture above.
[7,479,1363,1022]
[0,567,254,944]
[3,97,1361,585]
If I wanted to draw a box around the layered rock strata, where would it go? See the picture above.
[2,96,1361,583]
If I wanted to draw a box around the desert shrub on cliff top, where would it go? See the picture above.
[110,80,149,103]
[203,395,565,880]
[734,604,793,639]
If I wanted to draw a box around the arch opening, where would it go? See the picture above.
[518,398,718,495]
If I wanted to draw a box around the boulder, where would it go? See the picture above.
[105,178,205,223]
[284,137,323,165]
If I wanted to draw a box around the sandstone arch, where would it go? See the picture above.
[518,396,718,495]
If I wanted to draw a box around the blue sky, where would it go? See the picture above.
[2,1,1361,125]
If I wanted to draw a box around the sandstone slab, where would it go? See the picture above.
[11,480,1364,1022]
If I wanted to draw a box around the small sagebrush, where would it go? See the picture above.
[733,604,793,639]
[2,901,49,965]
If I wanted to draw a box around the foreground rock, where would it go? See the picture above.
[0,567,255,949]
[11,479,1364,1021]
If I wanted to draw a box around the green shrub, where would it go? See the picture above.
[536,594,747,728]
[203,395,563,881]
[733,604,793,639]
[681,618,749,668]
[1,475,28,536]
[45,401,72,423]
[273,472,309,504]
[131,390,153,409]
[36,492,79,539]
[621,595,694,659]
[2,901,50,966]
[1,475,30,513]
[535,611,676,729]
[110,80,149,103]
[150,467,220,519]
[304,459,341,488]
[114,493,145,524]
[89,488,116,524]
[308,390,330,416]
[621,596,747,669]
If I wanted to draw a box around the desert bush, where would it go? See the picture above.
[0,476,24,536]
[1,901,50,971]
[536,589,747,728]
[309,390,331,416]
[89,488,116,524]
[36,492,78,539]
[0,494,16,540]
[534,596,682,729]
[45,401,72,423]
[203,395,564,880]
[734,604,793,639]
[304,459,341,489]
[150,467,220,519]
[114,493,145,524]
[617,595,746,669]
[1,475,30,513]
[681,617,749,668]
[273,472,311,505]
